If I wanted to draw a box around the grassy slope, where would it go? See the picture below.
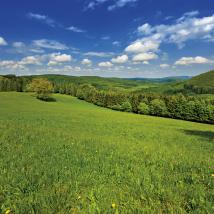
[186,70,214,88]
[0,92,214,213]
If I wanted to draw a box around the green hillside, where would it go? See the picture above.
[23,74,161,91]
[184,70,214,94]
[0,92,214,213]
[187,70,214,87]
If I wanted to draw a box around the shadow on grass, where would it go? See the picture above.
[183,130,214,141]
[37,97,56,102]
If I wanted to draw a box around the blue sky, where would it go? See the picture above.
[0,0,214,77]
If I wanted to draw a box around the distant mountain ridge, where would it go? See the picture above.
[1,70,213,94]
[127,76,191,82]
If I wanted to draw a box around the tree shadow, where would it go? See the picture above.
[183,130,214,141]
[37,97,56,102]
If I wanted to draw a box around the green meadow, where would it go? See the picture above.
[0,92,214,213]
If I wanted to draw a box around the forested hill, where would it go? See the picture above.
[24,74,160,91]
[184,70,214,93]
[0,74,183,92]
[187,70,214,87]
[0,70,213,94]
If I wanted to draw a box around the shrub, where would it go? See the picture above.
[111,104,122,111]
[150,99,168,116]
[121,101,132,112]
[27,78,54,101]
[138,102,150,115]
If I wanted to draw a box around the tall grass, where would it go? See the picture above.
[0,92,214,213]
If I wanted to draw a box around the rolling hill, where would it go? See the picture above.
[185,70,214,88]
[0,92,213,212]
[1,70,213,94]
[182,70,214,94]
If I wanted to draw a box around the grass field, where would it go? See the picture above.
[0,92,214,213]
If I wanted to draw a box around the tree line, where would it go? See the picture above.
[0,76,214,124]
[0,75,28,92]
[54,82,214,124]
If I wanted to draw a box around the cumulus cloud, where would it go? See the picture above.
[0,55,42,70]
[0,37,7,46]
[33,39,69,50]
[48,53,72,66]
[1,62,26,70]
[19,56,42,65]
[81,58,92,66]
[137,23,153,35]
[132,52,158,62]
[98,61,113,67]
[135,11,214,49]
[125,39,160,53]
[124,11,214,65]
[160,63,170,68]
[175,56,210,65]
[111,55,128,64]
[38,65,81,74]
[63,65,81,72]
[143,61,149,65]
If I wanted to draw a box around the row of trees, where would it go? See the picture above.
[54,83,214,124]
[1,76,213,124]
[0,75,28,92]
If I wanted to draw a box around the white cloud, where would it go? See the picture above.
[108,0,138,11]
[11,41,45,54]
[160,63,170,68]
[176,10,199,22]
[84,51,114,57]
[0,60,16,67]
[137,23,153,35]
[33,39,68,50]
[12,42,25,48]
[48,53,72,66]
[86,0,138,11]
[0,55,42,70]
[101,36,110,40]
[81,58,92,66]
[111,55,128,64]
[112,41,121,46]
[125,40,160,53]
[86,0,108,10]
[38,65,81,74]
[134,12,214,49]
[63,65,81,72]
[132,52,158,62]
[0,37,7,46]
[175,56,210,65]
[124,11,214,66]
[98,61,113,67]
[27,12,56,27]
[67,26,86,33]
[20,56,42,65]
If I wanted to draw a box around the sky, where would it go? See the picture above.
[0,0,214,78]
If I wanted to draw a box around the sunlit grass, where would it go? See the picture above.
[0,92,214,213]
